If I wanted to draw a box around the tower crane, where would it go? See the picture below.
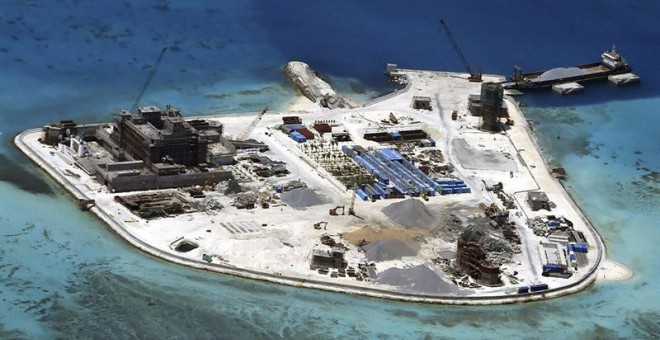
[439,20,482,82]
[236,106,268,141]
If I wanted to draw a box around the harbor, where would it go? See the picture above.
[502,47,639,92]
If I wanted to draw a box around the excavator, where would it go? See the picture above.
[329,185,361,219]
[329,205,345,216]
[313,221,328,230]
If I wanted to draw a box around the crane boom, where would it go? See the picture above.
[237,106,268,141]
[439,20,482,82]
[131,47,168,112]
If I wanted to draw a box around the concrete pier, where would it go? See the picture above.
[608,73,640,85]
[552,82,584,95]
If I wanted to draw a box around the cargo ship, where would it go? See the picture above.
[502,47,632,90]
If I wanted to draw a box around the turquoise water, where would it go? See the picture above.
[1,1,658,338]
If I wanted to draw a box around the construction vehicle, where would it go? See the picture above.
[131,47,168,112]
[329,205,345,216]
[389,112,398,124]
[314,221,328,230]
[439,20,482,82]
[236,106,268,141]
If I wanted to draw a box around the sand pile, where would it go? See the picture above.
[280,188,328,209]
[376,265,459,294]
[341,226,426,245]
[382,198,436,228]
[363,239,420,262]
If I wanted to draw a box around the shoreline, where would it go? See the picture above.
[597,259,634,282]
[14,70,630,305]
[506,99,633,284]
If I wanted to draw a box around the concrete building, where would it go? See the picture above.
[412,96,432,110]
[468,82,508,132]
[310,247,347,270]
[42,120,78,145]
[113,105,209,169]
[455,227,502,286]
[528,191,551,211]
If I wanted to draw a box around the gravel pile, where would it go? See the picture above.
[363,239,420,262]
[382,198,436,228]
[280,188,328,209]
[376,265,459,294]
[535,67,587,82]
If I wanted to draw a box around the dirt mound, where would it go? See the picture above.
[376,265,459,295]
[382,198,437,228]
[280,188,328,209]
[363,239,420,262]
[341,226,426,245]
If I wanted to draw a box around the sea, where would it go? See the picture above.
[0,1,658,338]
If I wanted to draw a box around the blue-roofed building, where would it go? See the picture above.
[379,149,404,161]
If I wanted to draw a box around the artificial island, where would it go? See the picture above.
[15,48,635,304]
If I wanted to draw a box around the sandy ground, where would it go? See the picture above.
[597,259,633,281]
[285,95,319,112]
[342,225,426,244]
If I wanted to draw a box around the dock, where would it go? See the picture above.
[608,73,640,85]
[552,82,584,95]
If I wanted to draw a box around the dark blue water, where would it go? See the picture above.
[1,1,658,338]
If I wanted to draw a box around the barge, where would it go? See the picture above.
[502,47,632,90]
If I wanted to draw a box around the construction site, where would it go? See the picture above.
[15,23,605,302]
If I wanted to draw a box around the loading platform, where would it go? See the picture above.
[552,82,584,95]
[608,73,640,85]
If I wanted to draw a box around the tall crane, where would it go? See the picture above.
[236,106,268,141]
[131,47,168,112]
[439,20,482,82]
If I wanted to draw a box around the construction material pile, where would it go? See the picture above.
[479,236,517,265]
[376,265,460,294]
[197,197,223,215]
[281,188,328,209]
[528,216,548,236]
[382,199,436,228]
[431,213,466,242]
[363,239,420,262]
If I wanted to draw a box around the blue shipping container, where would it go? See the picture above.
[460,187,471,194]
[574,243,588,253]
[543,264,562,273]
[356,189,368,201]
[530,283,549,292]
[517,286,530,294]
[341,145,354,155]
